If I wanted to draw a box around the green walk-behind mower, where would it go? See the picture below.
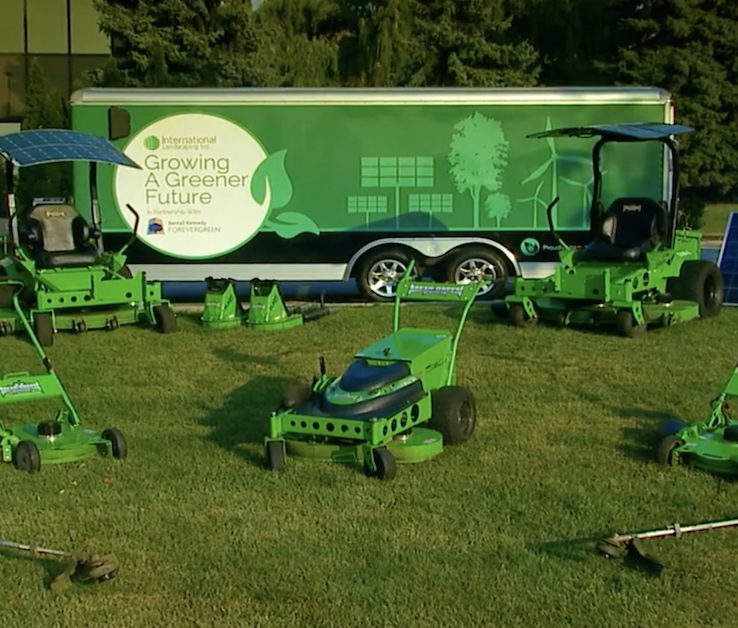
[505,123,723,337]
[201,276,330,331]
[1,284,127,473]
[0,129,177,346]
[265,262,481,480]
[657,360,738,475]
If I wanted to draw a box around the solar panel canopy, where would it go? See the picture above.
[528,122,694,141]
[718,212,738,306]
[0,129,139,168]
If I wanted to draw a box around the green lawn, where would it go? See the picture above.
[701,203,737,238]
[3,306,738,626]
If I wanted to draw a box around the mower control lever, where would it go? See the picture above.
[122,204,141,253]
[545,196,569,250]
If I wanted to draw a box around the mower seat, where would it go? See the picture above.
[578,197,666,262]
[21,203,99,268]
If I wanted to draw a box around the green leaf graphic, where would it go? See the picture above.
[265,212,320,239]
[250,149,293,209]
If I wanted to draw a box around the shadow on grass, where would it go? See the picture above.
[612,406,677,462]
[534,533,603,563]
[199,374,296,467]
[0,548,77,590]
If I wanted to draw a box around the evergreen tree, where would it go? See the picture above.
[91,0,273,87]
[403,0,540,87]
[15,59,71,212]
[610,0,738,196]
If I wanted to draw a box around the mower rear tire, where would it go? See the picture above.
[444,247,508,299]
[34,313,54,347]
[509,304,538,329]
[266,441,286,471]
[430,386,476,445]
[14,440,40,473]
[668,260,723,318]
[616,310,646,338]
[657,435,684,466]
[372,447,396,481]
[102,428,128,459]
[153,304,177,334]
[723,425,738,442]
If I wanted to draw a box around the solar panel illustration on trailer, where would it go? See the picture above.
[718,212,738,306]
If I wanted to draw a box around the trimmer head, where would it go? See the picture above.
[50,553,119,592]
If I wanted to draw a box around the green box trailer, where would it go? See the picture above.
[69,87,674,300]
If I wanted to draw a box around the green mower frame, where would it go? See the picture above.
[657,361,738,476]
[0,285,126,472]
[265,262,482,480]
[201,276,330,331]
[0,129,176,346]
[505,123,723,337]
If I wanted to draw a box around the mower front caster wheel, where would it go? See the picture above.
[102,428,128,459]
[657,435,684,466]
[509,304,538,329]
[616,310,646,338]
[153,305,177,334]
[266,441,286,471]
[367,447,396,481]
[13,440,41,473]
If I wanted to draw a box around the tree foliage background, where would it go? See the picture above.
[20,0,737,204]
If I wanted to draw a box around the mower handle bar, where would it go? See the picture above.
[545,196,568,249]
[123,204,141,252]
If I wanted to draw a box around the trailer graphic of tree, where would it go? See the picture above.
[519,117,592,228]
[448,113,509,229]
[356,156,436,228]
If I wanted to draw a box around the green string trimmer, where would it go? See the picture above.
[0,537,118,592]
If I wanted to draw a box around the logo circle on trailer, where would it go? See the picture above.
[115,113,270,259]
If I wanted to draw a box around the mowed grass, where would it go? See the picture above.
[3,304,738,626]
[701,203,737,239]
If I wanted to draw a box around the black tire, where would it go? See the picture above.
[444,247,508,299]
[356,249,416,301]
[37,420,62,437]
[13,440,40,473]
[616,310,646,338]
[668,260,724,318]
[102,428,128,459]
[724,425,738,443]
[0,284,15,308]
[153,304,177,334]
[372,447,396,481]
[33,313,54,347]
[656,435,683,466]
[659,418,688,437]
[509,303,538,328]
[430,386,476,445]
[266,441,286,471]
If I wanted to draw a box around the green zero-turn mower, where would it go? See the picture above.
[504,123,723,337]
[201,276,330,331]
[0,129,177,347]
[1,284,127,472]
[265,262,481,480]
[657,360,738,476]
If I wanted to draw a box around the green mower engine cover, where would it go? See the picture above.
[265,264,481,480]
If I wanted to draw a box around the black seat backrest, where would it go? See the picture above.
[24,203,90,253]
[599,197,666,250]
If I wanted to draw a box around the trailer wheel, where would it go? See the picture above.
[153,304,177,333]
[657,435,683,466]
[616,310,646,338]
[102,428,128,459]
[266,441,286,471]
[371,447,396,481]
[509,304,538,328]
[356,249,417,301]
[668,260,723,318]
[14,440,40,473]
[34,313,54,347]
[444,247,508,299]
[430,386,476,445]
